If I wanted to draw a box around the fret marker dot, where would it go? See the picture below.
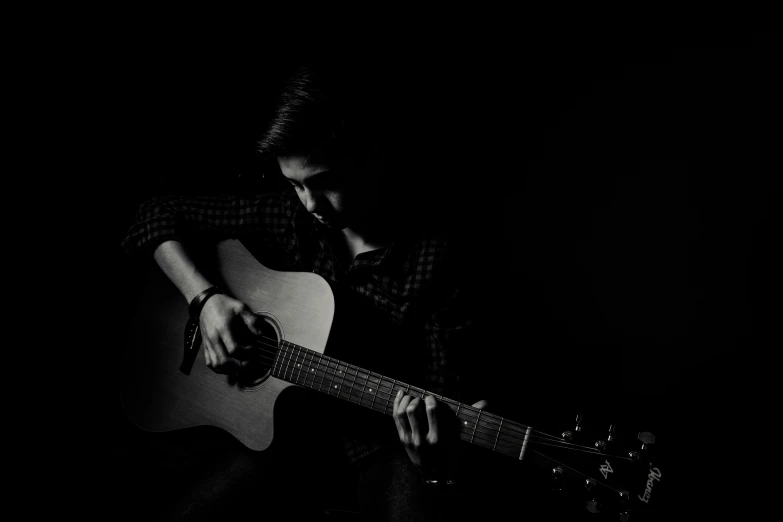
[297,364,300,368]
[311,369,314,372]
[464,421,468,425]
[369,388,373,392]
[334,385,337,389]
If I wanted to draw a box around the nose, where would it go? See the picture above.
[302,189,321,214]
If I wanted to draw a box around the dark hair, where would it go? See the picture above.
[258,61,388,163]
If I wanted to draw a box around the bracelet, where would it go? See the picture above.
[189,286,222,321]
[422,477,458,488]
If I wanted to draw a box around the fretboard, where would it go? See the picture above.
[271,340,534,461]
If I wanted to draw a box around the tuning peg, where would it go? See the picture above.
[550,466,564,494]
[593,423,616,452]
[638,431,656,450]
[618,491,633,520]
[585,499,602,514]
[562,414,583,441]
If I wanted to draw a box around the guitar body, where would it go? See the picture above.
[121,239,335,451]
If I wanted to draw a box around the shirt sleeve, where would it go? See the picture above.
[120,191,295,255]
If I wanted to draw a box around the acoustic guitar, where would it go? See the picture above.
[121,239,665,520]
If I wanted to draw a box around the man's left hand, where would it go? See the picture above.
[393,391,488,476]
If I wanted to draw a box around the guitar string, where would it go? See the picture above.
[253,336,629,455]
[231,337,632,459]
[221,336,630,458]
[231,340,574,453]
[196,335,633,460]
[227,337,569,447]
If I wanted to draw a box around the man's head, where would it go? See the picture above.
[259,62,392,230]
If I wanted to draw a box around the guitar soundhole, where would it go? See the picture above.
[233,312,282,390]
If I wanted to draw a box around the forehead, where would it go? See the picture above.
[277,156,331,182]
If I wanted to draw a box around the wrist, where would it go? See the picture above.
[189,286,223,321]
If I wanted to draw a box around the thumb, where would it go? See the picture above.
[240,309,263,336]
[471,400,489,410]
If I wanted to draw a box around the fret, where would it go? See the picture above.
[471,410,482,443]
[389,379,398,414]
[333,359,345,399]
[358,368,367,405]
[281,342,294,382]
[281,342,291,382]
[335,362,349,401]
[493,419,503,452]
[368,372,380,411]
[319,356,332,392]
[312,352,323,389]
[325,358,339,398]
[455,403,470,433]
[291,344,303,384]
[271,341,282,378]
[338,362,349,401]
[289,343,301,384]
[349,364,359,405]
[316,354,325,393]
[298,347,309,386]
[272,340,281,377]
[275,341,285,380]
[304,351,316,389]
[325,357,337,393]
[354,368,368,388]
[294,347,305,386]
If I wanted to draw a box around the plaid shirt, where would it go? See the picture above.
[122,190,477,462]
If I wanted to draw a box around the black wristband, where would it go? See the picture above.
[421,476,459,498]
[189,286,222,321]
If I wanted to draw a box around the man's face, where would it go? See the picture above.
[277,155,378,231]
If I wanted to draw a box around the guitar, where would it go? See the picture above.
[121,239,665,520]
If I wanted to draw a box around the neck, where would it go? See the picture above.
[269,340,536,461]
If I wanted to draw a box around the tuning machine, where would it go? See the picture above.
[594,423,615,452]
[638,431,656,451]
[562,414,582,441]
[550,466,564,494]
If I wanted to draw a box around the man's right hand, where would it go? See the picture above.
[198,294,263,373]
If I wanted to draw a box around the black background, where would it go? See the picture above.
[75,31,779,519]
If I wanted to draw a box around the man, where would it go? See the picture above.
[122,60,495,520]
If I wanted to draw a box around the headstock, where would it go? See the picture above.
[527,414,665,520]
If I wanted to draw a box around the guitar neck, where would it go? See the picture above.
[272,340,534,461]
